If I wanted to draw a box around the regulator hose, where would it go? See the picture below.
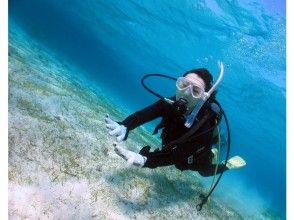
[196,100,230,211]
[141,73,177,100]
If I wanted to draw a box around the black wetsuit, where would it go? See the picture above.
[120,99,227,177]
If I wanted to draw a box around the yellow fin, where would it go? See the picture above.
[225,156,246,169]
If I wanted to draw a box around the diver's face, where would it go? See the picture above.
[176,73,205,114]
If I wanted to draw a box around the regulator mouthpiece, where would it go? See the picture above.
[173,98,188,115]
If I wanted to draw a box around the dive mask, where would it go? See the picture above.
[175,77,205,114]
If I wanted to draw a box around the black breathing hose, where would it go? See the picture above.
[141,74,177,100]
[196,100,231,211]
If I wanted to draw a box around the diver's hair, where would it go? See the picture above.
[183,68,217,101]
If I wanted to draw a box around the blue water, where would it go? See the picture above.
[9,0,286,217]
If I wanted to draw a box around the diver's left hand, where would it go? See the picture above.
[105,115,127,142]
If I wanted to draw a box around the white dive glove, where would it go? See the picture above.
[113,143,146,167]
[105,115,127,142]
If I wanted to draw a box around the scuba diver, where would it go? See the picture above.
[105,62,246,209]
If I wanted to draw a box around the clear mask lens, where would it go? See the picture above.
[176,77,204,98]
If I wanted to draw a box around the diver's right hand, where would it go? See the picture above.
[113,142,146,167]
[105,115,127,142]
